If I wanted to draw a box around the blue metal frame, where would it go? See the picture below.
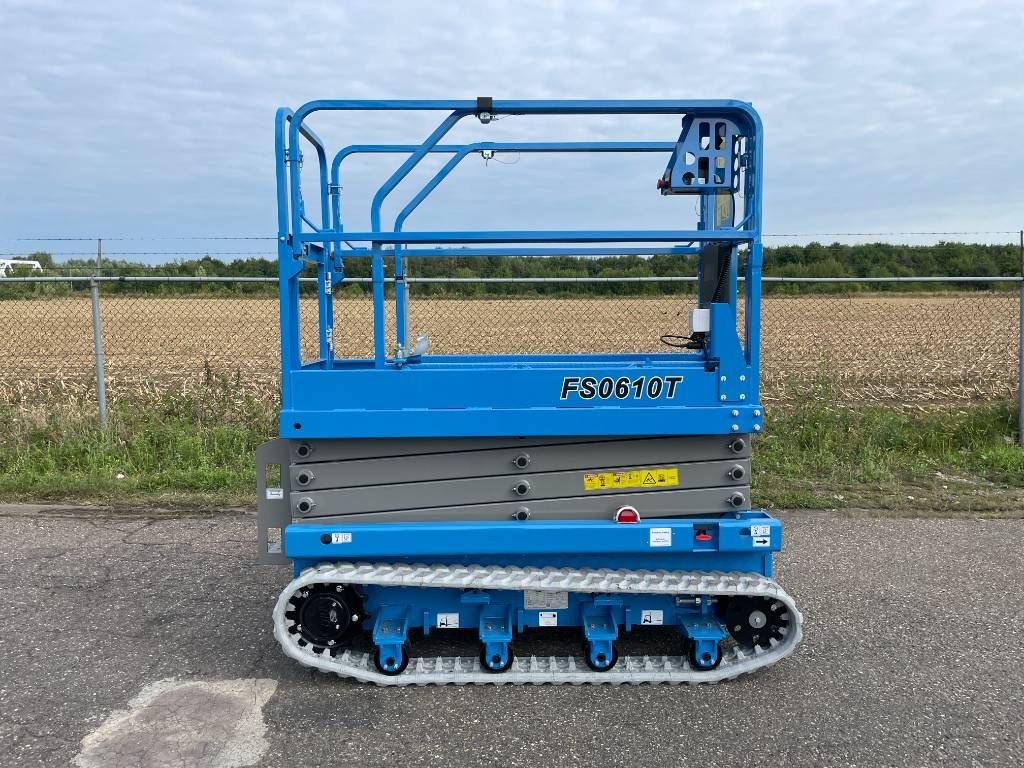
[274,100,777,670]
[287,514,779,572]
[283,512,781,669]
[275,100,764,440]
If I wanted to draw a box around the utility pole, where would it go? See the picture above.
[90,238,108,428]
[1019,230,1023,446]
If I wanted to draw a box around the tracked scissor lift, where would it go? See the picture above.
[258,99,803,684]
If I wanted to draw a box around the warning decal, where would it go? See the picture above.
[583,467,679,492]
[538,612,559,627]
[649,527,672,547]
[751,524,771,548]
[640,609,664,625]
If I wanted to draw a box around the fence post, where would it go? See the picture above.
[1019,230,1023,447]
[90,237,109,429]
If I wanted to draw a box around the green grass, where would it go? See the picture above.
[1,385,1021,516]
[755,392,1024,515]
[0,383,275,508]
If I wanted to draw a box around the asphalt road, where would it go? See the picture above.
[1,507,1022,768]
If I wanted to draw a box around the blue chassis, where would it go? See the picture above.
[285,513,781,670]
[275,99,773,670]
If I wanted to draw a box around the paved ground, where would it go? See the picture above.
[1,508,1022,768]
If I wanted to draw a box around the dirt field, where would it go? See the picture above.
[1,292,1019,407]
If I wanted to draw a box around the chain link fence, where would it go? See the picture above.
[0,275,1021,414]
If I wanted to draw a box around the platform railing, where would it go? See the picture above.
[276,100,764,383]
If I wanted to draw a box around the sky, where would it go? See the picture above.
[1,0,1022,262]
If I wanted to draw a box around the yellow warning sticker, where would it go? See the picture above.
[582,467,679,492]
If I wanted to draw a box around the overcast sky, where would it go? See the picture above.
[1,0,1021,260]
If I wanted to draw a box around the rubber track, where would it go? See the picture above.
[272,562,803,685]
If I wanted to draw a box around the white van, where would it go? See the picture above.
[0,259,43,277]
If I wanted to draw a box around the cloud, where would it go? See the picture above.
[1,0,1021,253]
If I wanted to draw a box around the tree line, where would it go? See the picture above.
[3,241,1020,297]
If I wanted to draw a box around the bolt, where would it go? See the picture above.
[512,453,531,470]
[731,424,740,432]
[753,409,761,417]
[720,375,727,382]
[753,424,762,432]
[513,481,531,497]
[720,394,727,401]
[739,393,746,401]
[513,507,531,521]
[739,375,746,382]
[731,409,739,417]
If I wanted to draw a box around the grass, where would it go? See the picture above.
[0,381,274,508]
[756,390,1024,515]
[0,383,1021,516]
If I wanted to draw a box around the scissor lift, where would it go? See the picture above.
[258,99,802,684]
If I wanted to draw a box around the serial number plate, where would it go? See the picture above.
[523,590,569,610]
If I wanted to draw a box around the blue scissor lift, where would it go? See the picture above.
[258,99,802,684]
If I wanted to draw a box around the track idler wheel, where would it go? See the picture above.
[286,583,362,655]
[721,595,791,649]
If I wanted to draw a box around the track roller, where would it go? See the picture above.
[583,640,619,672]
[480,644,515,673]
[686,637,723,670]
[374,642,410,676]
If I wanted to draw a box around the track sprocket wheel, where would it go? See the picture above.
[285,582,362,655]
[720,595,791,649]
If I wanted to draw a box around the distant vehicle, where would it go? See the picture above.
[0,259,43,277]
